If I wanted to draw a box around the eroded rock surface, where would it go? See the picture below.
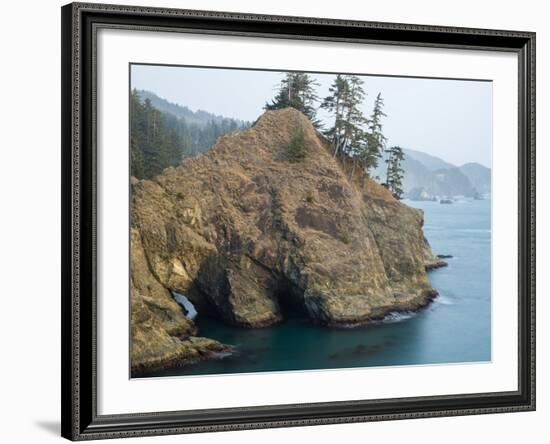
[130,108,444,373]
[130,228,230,375]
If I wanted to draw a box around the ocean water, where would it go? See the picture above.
[143,198,491,377]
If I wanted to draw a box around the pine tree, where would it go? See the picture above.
[342,76,369,177]
[383,146,405,199]
[364,93,388,176]
[130,89,146,178]
[265,72,320,126]
[322,75,369,172]
[130,90,250,179]
[130,89,186,179]
[321,75,347,157]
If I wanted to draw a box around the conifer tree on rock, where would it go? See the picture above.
[383,145,406,199]
[364,92,388,176]
[265,72,321,127]
[322,75,369,167]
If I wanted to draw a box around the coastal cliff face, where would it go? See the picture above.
[130,228,229,374]
[130,108,443,374]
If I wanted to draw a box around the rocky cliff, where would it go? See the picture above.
[130,108,444,375]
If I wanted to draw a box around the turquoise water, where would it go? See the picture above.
[145,198,491,377]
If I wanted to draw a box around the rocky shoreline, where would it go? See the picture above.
[130,108,447,375]
[323,287,439,328]
[425,258,448,271]
[131,337,234,378]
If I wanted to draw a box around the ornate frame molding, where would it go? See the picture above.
[61,2,535,440]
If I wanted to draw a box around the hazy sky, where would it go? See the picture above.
[131,64,492,167]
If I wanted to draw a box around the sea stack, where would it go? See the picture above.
[130,108,444,374]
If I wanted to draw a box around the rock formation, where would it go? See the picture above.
[130,108,445,375]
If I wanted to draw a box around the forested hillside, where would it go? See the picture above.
[137,90,248,127]
[130,89,250,179]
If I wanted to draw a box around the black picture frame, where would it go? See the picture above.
[61,2,536,440]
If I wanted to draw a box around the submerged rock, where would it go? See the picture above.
[130,108,443,373]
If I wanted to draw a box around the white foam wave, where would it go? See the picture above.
[436,295,454,305]
[172,292,198,320]
[382,311,415,323]
[213,350,235,360]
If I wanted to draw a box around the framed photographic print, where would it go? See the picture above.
[61,2,536,440]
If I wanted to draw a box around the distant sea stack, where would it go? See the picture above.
[130,108,444,374]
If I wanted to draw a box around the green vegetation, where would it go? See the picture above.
[265,73,321,127]
[286,126,306,163]
[383,146,405,199]
[130,89,249,179]
[340,231,351,245]
[130,90,184,179]
[321,77,392,180]
[137,90,248,127]
[322,75,370,178]
[364,93,389,174]
[322,75,365,158]
[133,73,405,194]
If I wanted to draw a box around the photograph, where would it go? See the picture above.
[129,64,492,378]
[59,1,537,440]
[0,0,542,442]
